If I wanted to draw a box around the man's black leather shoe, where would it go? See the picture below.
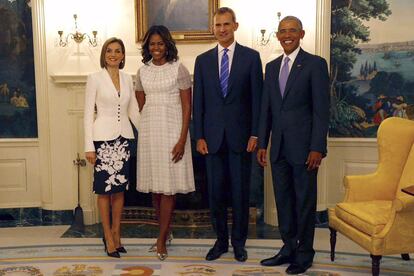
[205,244,228,261]
[260,253,292,266]
[234,247,248,262]
[285,263,311,275]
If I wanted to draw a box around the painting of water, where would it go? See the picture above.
[330,0,414,137]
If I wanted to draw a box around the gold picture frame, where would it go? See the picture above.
[135,0,219,43]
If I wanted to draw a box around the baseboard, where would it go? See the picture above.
[0,207,72,227]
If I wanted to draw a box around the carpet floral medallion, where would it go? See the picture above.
[0,242,413,275]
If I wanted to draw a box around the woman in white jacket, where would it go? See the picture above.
[84,37,139,258]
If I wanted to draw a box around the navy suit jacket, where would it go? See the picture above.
[193,43,263,153]
[258,48,330,164]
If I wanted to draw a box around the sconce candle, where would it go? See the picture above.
[58,14,98,47]
[257,12,281,47]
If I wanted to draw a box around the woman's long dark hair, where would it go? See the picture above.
[141,25,178,64]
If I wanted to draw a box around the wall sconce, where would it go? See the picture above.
[58,14,98,47]
[257,12,281,46]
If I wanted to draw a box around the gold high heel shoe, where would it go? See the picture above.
[148,232,173,252]
[148,243,157,252]
[167,232,173,245]
[157,252,168,261]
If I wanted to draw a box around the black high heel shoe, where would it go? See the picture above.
[102,237,120,258]
[116,246,127,253]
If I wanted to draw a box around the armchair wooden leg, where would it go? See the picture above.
[401,253,410,260]
[370,254,382,276]
[329,227,337,261]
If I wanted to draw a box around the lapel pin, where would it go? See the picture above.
[297,64,302,67]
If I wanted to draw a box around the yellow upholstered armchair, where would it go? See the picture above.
[328,117,414,276]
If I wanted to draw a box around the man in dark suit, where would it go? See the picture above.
[193,7,263,263]
[257,16,329,275]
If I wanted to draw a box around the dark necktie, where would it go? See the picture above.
[220,48,229,97]
[279,57,290,97]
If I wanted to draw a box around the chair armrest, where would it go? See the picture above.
[344,171,397,202]
[393,195,414,212]
[343,173,387,202]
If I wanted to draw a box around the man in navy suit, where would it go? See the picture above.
[257,16,329,274]
[193,7,263,262]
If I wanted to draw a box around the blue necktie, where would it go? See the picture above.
[279,57,290,97]
[220,48,229,97]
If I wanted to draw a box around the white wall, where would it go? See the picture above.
[44,0,318,75]
[0,0,379,226]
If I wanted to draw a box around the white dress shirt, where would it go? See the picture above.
[279,46,301,77]
[218,40,236,75]
[84,69,140,152]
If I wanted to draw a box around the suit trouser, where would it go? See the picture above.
[205,137,251,248]
[270,148,317,267]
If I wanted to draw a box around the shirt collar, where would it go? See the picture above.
[283,46,301,62]
[218,41,236,53]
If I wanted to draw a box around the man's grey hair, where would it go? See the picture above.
[278,16,303,30]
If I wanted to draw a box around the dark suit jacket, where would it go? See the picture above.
[193,43,263,154]
[258,48,329,164]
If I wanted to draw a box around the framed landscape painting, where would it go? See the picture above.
[329,0,414,137]
[135,0,219,43]
[0,0,37,138]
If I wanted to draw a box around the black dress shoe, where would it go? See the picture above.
[234,247,248,262]
[286,263,311,275]
[205,244,228,261]
[260,253,292,266]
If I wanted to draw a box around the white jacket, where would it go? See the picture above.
[84,69,139,152]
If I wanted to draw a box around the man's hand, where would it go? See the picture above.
[196,139,209,155]
[306,151,322,171]
[246,136,257,152]
[85,151,96,165]
[257,149,267,167]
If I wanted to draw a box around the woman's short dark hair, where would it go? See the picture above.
[141,25,178,64]
[100,37,126,69]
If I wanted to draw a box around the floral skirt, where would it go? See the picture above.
[93,136,131,194]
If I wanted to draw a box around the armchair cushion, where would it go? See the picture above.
[335,200,392,236]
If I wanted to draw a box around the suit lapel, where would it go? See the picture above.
[283,49,305,99]
[103,69,120,100]
[118,72,124,101]
[273,56,283,100]
[226,43,242,97]
[209,46,222,97]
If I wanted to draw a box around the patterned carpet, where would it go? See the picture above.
[0,242,413,275]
